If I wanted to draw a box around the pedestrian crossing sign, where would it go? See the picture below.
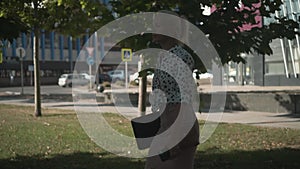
[121,48,132,62]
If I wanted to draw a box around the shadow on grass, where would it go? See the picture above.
[0,152,144,169]
[41,113,77,117]
[1,148,299,169]
[196,147,300,169]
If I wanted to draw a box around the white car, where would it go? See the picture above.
[80,73,95,83]
[130,72,154,85]
[107,70,126,82]
[193,70,213,86]
[58,74,89,87]
[130,72,140,84]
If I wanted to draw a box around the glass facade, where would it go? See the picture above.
[226,0,300,86]
[263,0,300,85]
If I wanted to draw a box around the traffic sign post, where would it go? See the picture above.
[121,48,132,62]
[16,47,26,95]
[86,47,95,90]
[87,56,95,90]
[121,48,132,88]
[16,47,26,58]
[86,47,94,56]
[0,48,3,64]
[28,65,34,86]
[86,57,95,66]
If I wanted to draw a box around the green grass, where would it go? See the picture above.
[0,104,300,169]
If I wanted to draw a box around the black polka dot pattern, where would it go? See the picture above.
[150,45,195,112]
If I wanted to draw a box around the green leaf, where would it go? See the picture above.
[58,0,63,6]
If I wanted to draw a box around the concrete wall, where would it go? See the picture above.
[200,92,300,114]
[264,75,300,86]
[105,91,300,114]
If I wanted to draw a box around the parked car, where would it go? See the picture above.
[193,69,213,86]
[129,72,140,84]
[80,73,95,83]
[95,73,112,84]
[130,71,154,85]
[98,73,112,83]
[107,70,126,82]
[94,74,111,93]
[58,74,89,87]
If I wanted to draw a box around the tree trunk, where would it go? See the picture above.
[138,76,147,116]
[33,29,42,117]
[33,2,42,117]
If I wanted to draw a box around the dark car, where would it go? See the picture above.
[98,74,112,83]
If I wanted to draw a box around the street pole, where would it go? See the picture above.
[95,33,99,87]
[20,52,24,95]
[125,61,128,88]
[89,63,92,90]
[86,47,95,90]
[16,47,25,95]
[30,71,33,86]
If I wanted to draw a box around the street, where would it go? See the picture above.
[0,84,155,96]
[0,85,73,95]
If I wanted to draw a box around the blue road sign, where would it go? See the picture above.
[87,57,95,65]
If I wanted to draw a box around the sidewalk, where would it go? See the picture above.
[0,95,299,130]
[197,111,300,130]
[198,85,300,93]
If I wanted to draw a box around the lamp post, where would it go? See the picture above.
[16,47,26,95]
[240,53,247,86]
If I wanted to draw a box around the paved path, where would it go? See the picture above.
[197,111,300,130]
[2,85,300,95]
[0,96,299,130]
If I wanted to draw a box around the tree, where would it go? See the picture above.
[0,0,113,116]
[109,0,299,112]
[0,17,29,43]
[110,0,298,66]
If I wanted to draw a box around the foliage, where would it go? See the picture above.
[109,0,299,67]
[0,17,29,43]
[1,0,298,69]
[0,0,113,38]
[0,0,114,116]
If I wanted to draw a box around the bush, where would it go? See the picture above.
[102,82,111,87]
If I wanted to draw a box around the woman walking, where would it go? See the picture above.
[144,11,199,169]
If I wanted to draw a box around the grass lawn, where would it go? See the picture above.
[0,104,299,169]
